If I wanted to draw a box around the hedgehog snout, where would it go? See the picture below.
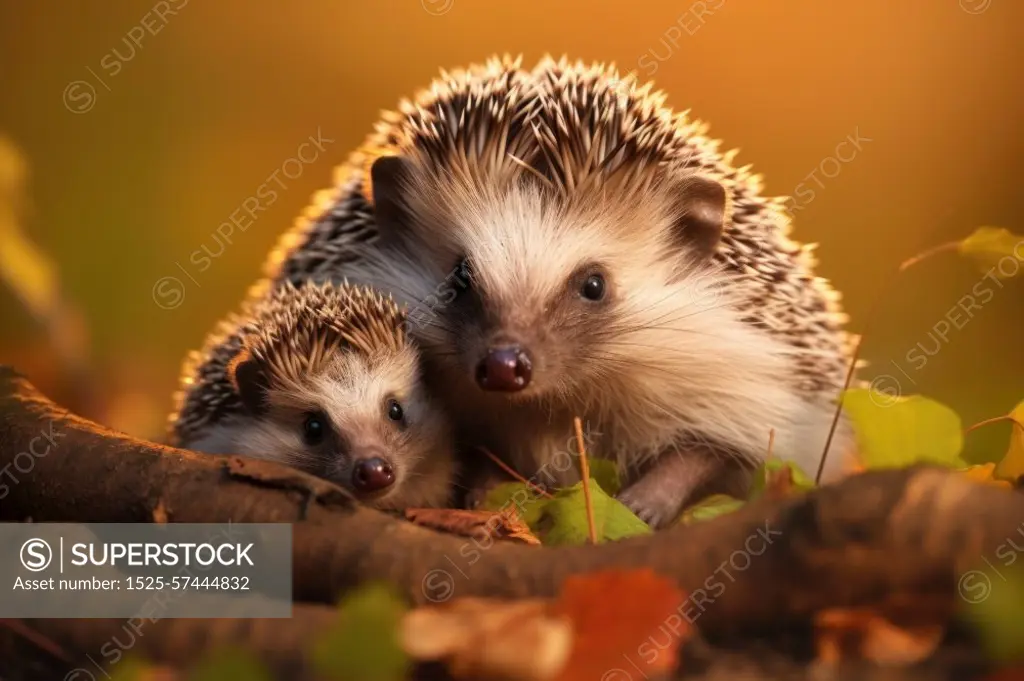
[475,344,533,392]
[351,455,396,493]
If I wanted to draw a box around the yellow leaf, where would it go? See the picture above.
[960,463,1012,489]
[0,137,90,369]
[994,401,1024,482]
[0,138,59,319]
[958,226,1024,279]
[842,389,966,469]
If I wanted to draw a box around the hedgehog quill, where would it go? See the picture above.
[169,281,455,510]
[213,55,855,527]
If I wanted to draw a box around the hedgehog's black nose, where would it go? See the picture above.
[352,457,395,493]
[475,345,532,392]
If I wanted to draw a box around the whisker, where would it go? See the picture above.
[613,298,737,330]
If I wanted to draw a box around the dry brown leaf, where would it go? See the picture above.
[152,498,169,524]
[551,569,689,681]
[402,597,572,681]
[405,507,541,545]
[815,608,944,666]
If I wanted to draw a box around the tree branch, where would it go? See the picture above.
[2,365,1023,672]
[4,609,337,680]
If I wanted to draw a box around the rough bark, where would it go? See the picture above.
[1,365,1022,677]
[3,609,337,680]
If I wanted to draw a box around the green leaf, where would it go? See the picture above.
[481,463,624,529]
[748,459,816,499]
[958,226,1024,278]
[960,564,1024,662]
[677,494,745,524]
[107,657,156,681]
[534,481,652,545]
[311,582,409,681]
[481,482,548,527]
[188,647,274,681]
[994,401,1024,482]
[586,458,622,496]
[842,389,967,469]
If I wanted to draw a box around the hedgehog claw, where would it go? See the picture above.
[616,486,678,530]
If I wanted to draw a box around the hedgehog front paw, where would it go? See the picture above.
[616,484,685,530]
[463,483,497,510]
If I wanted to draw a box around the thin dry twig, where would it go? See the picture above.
[964,414,1024,436]
[766,428,776,459]
[478,446,554,499]
[573,416,597,545]
[816,239,964,483]
[898,242,961,272]
[0,619,72,662]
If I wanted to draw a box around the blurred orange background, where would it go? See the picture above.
[0,0,1020,460]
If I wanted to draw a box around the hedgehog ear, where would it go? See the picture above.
[370,155,413,240]
[228,350,270,417]
[670,175,729,260]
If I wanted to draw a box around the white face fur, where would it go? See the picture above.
[362,173,847,477]
[216,345,453,510]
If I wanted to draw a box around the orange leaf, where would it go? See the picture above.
[401,597,572,680]
[152,498,169,524]
[762,465,796,500]
[814,608,943,666]
[551,569,690,681]
[961,463,1013,489]
[405,507,541,546]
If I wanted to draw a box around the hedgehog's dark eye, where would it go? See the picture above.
[386,398,405,423]
[580,274,606,301]
[302,412,328,445]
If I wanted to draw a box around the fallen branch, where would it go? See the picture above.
[2,365,1023,647]
[5,608,337,680]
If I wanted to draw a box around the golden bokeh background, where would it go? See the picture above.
[0,0,1021,460]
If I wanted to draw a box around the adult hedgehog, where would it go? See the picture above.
[253,55,855,526]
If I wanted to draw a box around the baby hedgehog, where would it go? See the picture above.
[168,280,455,510]
[241,55,855,527]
